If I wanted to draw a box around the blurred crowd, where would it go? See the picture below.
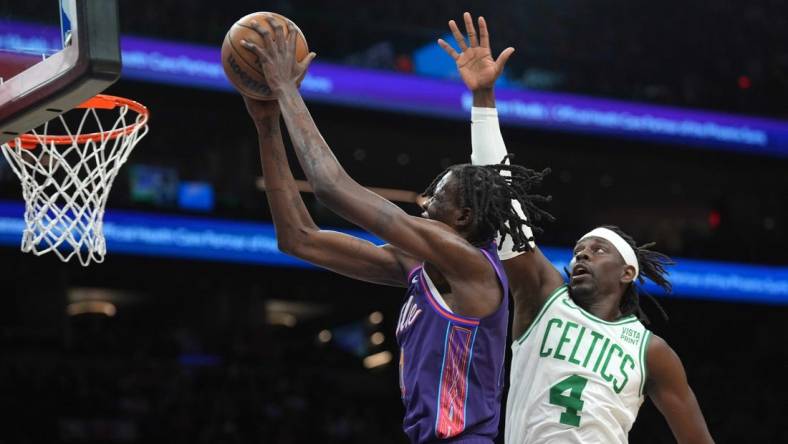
[0,287,785,443]
[0,319,406,443]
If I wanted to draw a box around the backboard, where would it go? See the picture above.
[0,0,121,144]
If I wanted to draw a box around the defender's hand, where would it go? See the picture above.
[241,16,316,96]
[438,12,514,92]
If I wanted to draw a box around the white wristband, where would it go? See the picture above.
[470,106,534,257]
[471,107,508,166]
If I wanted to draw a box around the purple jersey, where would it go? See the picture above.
[395,242,509,444]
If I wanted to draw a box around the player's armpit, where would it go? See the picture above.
[502,247,565,339]
[281,230,418,287]
[646,335,715,444]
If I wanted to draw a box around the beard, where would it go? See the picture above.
[569,279,597,306]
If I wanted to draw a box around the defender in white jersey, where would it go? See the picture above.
[496,225,715,444]
[507,283,651,442]
[439,13,714,443]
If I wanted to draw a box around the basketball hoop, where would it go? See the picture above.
[1,94,149,266]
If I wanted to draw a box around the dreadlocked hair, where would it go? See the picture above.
[421,155,554,253]
[601,225,674,324]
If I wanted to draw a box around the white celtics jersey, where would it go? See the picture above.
[506,286,652,444]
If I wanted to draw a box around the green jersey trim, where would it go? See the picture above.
[514,285,568,346]
[560,299,639,326]
[639,330,653,396]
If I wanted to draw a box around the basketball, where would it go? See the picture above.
[221,12,309,100]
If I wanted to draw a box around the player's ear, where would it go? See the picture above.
[456,207,472,228]
[620,264,637,284]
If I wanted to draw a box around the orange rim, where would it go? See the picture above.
[16,94,149,149]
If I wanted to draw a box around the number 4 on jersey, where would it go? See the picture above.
[549,374,588,427]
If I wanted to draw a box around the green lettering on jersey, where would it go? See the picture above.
[592,338,610,373]
[537,314,642,394]
[554,321,578,360]
[568,326,587,365]
[540,318,563,357]
[549,374,588,427]
[583,330,605,368]
[601,343,623,383]
[615,353,636,393]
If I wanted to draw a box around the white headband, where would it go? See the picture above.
[574,227,639,278]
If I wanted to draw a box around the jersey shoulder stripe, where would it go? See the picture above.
[514,285,568,346]
[639,329,653,396]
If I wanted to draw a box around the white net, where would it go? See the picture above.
[0,96,148,266]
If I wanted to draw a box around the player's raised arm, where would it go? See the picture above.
[646,335,715,444]
[442,12,565,334]
[242,17,492,283]
[246,97,417,287]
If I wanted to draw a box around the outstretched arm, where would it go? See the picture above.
[646,335,714,443]
[442,13,565,336]
[247,98,417,287]
[242,17,491,284]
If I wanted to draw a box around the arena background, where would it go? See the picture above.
[0,1,786,443]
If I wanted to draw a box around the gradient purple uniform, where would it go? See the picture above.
[395,242,509,444]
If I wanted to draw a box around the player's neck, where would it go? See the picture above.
[576,293,624,322]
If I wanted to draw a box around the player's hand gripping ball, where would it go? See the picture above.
[221,12,309,100]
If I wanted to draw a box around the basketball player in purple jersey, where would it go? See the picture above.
[240,16,551,443]
[440,13,714,443]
